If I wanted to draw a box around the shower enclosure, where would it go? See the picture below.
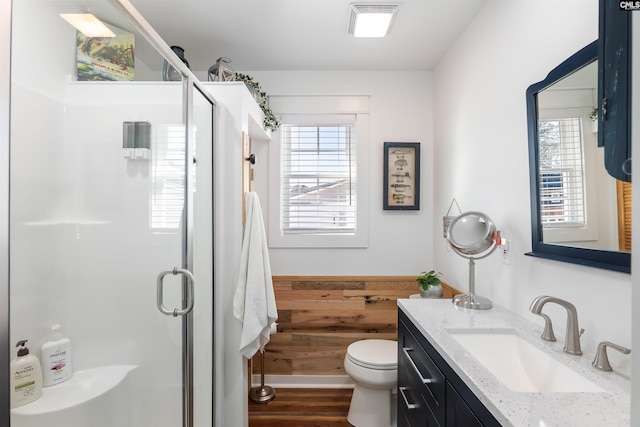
[3,0,215,425]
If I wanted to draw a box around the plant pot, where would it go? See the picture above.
[419,284,443,299]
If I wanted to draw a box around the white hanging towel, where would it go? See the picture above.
[233,192,278,359]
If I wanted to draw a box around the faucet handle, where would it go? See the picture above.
[592,341,631,372]
[537,313,556,342]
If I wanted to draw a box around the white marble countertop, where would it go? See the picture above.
[398,299,630,427]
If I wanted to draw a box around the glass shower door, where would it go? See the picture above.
[8,1,214,426]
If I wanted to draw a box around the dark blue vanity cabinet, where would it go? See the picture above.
[598,0,632,182]
[397,310,501,427]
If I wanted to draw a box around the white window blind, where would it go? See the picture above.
[281,121,356,234]
[538,118,586,226]
[151,124,186,230]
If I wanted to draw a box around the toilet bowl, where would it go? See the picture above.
[344,339,397,427]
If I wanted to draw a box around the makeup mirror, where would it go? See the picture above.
[447,211,499,310]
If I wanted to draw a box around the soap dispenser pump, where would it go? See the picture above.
[10,339,43,408]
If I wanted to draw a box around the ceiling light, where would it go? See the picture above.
[348,4,399,38]
[60,14,116,38]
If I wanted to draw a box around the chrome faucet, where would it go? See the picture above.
[529,296,584,355]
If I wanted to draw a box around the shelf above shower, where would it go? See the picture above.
[203,82,273,142]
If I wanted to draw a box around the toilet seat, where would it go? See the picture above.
[346,339,397,370]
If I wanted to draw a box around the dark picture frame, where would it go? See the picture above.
[383,142,420,210]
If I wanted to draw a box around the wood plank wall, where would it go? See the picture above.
[252,276,460,377]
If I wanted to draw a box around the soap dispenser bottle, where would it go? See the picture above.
[41,323,72,387]
[10,340,43,408]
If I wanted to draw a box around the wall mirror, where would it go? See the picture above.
[526,41,630,273]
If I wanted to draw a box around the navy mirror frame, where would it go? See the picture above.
[525,40,630,274]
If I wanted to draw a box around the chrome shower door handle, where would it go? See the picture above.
[157,267,195,317]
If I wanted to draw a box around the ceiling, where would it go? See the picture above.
[127,0,488,72]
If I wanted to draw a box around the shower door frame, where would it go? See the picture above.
[1,0,10,424]
[1,0,217,425]
[109,1,218,420]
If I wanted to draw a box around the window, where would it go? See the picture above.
[281,124,356,233]
[267,96,370,248]
[538,118,585,227]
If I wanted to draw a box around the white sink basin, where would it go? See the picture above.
[450,331,604,393]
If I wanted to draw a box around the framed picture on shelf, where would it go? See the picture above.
[75,23,135,81]
[383,142,420,210]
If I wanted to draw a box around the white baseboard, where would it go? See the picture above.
[251,374,355,389]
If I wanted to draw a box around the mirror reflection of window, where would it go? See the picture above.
[537,105,602,247]
[538,118,586,226]
[151,124,187,231]
[536,60,627,252]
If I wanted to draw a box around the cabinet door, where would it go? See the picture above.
[445,382,483,427]
[598,0,632,182]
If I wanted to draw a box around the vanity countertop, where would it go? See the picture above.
[398,299,630,427]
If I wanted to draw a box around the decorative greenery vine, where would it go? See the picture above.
[235,73,281,132]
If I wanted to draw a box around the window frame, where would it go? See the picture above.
[538,108,599,244]
[537,117,586,227]
[268,110,369,249]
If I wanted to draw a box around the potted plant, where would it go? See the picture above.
[416,270,443,298]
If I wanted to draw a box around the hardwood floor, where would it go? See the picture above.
[248,388,353,427]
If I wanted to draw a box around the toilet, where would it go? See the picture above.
[344,339,397,427]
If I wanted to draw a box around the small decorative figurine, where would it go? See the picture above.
[208,57,236,82]
[162,45,190,81]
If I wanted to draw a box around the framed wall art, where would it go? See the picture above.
[383,142,420,210]
[75,23,135,81]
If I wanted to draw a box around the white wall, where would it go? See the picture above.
[201,82,267,427]
[433,0,632,373]
[244,71,435,276]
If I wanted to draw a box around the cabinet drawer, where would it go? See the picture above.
[399,318,446,426]
[399,363,441,427]
[397,383,428,427]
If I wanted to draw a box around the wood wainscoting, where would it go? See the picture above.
[252,276,460,377]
